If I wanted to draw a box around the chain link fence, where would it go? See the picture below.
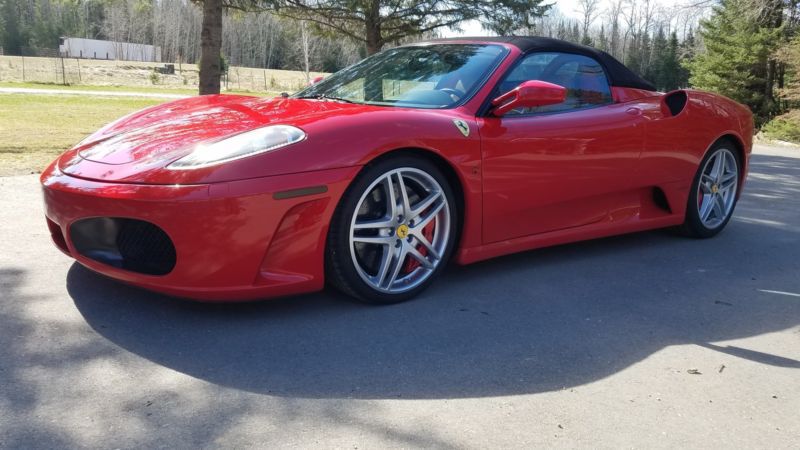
[0,55,324,94]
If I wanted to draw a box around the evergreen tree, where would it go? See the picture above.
[776,34,800,103]
[688,0,782,122]
[0,0,25,54]
[556,20,568,41]
[660,32,683,91]
[647,26,667,89]
[596,25,608,52]
[568,22,581,43]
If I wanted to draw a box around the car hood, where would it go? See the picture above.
[57,95,375,184]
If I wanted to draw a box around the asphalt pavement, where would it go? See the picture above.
[1,144,798,448]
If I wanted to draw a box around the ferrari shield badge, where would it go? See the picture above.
[453,119,470,137]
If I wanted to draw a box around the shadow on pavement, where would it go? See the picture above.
[67,154,800,399]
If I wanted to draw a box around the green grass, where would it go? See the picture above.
[0,94,167,176]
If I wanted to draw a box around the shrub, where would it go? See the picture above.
[762,110,800,144]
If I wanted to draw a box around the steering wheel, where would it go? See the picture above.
[439,88,464,101]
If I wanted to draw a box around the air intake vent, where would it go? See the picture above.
[70,218,176,275]
[664,90,688,117]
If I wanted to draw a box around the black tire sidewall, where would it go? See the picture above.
[326,155,459,304]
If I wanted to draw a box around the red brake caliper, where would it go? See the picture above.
[403,214,436,273]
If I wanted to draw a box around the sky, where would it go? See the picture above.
[442,0,679,37]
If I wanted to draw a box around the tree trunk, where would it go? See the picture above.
[365,0,383,55]
[199,0,223,95]
[365,32,382,55]
[301,21,310,82]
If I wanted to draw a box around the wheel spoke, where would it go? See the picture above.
[412,200,444,231]
[353,217,394,230]
[412,232,441,260]
[407,244,434,270]
[710,153,724,182]
[384,174,398,219]
[353,235,394,245]
[382,246,407,288]
[700,195,715,222]
[699,181,712,194]
[373,244,397,287]
[410,190,442,220]
[395,172,412,218]
[720,172,737,190]
[712,194,725,220]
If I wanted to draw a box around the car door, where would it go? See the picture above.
[478,52,645,243]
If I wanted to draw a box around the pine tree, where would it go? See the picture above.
[660,32,683,91]
[596,25,608,52]
[647,26,668,89]
[679,29,696,88]
[688,0,782,122]
[568,22,581,43]
[776,34,800,103]
[556,20,568,41]
[0,0,25,54]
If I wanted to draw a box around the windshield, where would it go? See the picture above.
[293,44,507,109]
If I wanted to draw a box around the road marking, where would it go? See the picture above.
[758,289,800,298]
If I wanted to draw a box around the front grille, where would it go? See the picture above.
[70,218,176,275]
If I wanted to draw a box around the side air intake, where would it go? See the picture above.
[663,90,688,117]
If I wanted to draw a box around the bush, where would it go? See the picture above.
[762,110,800,144]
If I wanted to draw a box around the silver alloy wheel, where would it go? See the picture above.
[697,148,738,229]
[349,167,451,294]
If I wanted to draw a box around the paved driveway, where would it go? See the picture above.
[1,145,798,448]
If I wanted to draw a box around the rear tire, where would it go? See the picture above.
[326,155,458,304]
[680,140,740,238]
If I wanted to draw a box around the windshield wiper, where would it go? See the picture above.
[296,93,358,104]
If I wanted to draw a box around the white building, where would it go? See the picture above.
[58,37,162,62]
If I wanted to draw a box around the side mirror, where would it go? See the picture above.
[491,80,567,116]
[309,75,325,85]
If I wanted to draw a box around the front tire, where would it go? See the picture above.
[326,155,458,304]
[681,141,740,238]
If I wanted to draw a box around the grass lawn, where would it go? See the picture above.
[0,94,166,176]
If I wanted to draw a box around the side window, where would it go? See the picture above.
[495,52,613,115]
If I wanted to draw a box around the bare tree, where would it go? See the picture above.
[577,0,602,44]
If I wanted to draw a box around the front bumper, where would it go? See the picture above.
[41,163,360,301]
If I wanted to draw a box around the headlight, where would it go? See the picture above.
[167,125,306,170]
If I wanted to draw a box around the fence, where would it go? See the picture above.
[20,47,60,58]
[0,55,325,93]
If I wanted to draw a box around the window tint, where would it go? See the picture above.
[495,52,613,115]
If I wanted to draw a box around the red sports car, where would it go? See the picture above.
[41,37,754,304]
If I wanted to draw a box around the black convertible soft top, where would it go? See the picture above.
[427,36,657,92]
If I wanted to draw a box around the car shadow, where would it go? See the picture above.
[67,153,800,399]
